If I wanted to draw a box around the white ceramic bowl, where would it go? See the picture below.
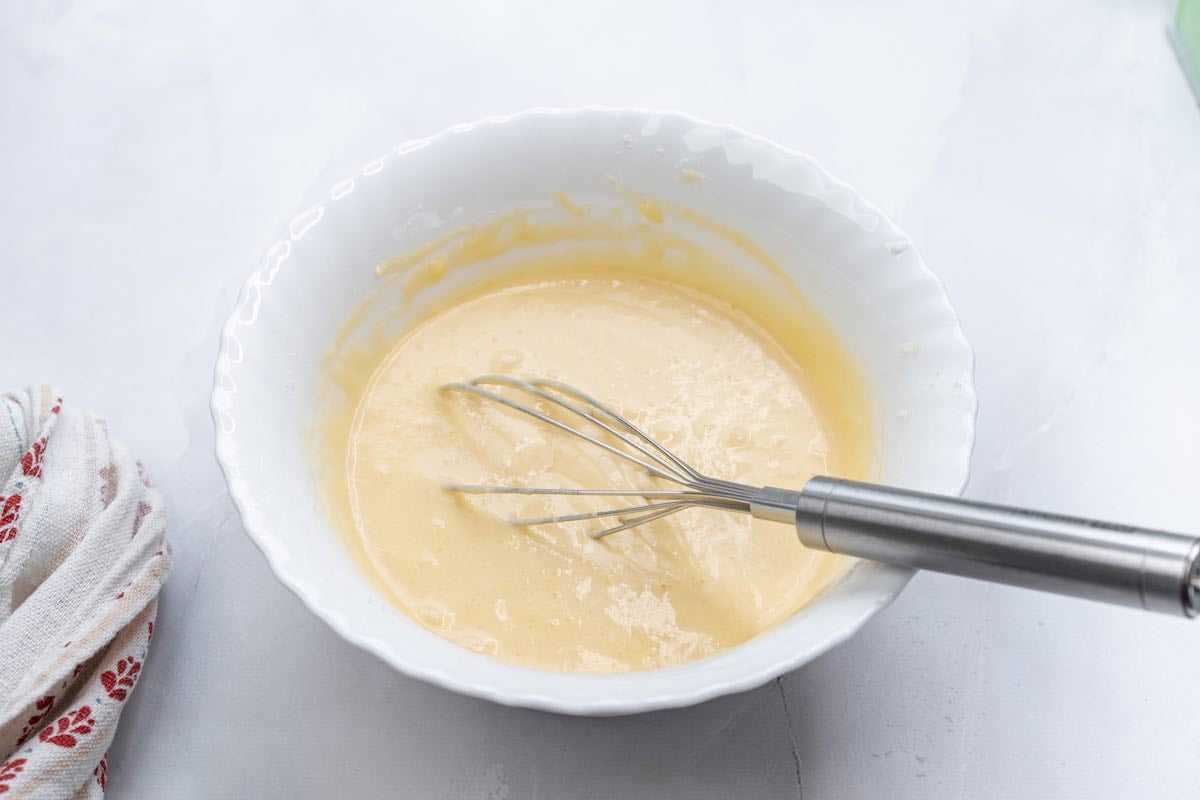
[212,108,976,715]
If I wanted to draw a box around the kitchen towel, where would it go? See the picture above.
[0,388,170,798]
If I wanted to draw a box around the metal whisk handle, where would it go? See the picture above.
[753,477,1200,617]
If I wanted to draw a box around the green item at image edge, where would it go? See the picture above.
[1175,0,1200,102]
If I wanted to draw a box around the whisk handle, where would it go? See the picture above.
[760,477,1200,617]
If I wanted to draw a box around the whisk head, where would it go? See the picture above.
[440,375,762,538]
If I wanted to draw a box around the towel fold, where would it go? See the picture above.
[0,388,171,799]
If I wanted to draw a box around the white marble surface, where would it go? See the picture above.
[3,1,1200,796]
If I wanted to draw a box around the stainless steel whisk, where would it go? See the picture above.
[443,375,1200,618]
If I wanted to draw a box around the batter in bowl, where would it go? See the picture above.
[319,201,875,673]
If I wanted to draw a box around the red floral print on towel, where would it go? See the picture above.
[0,758,27,794]
[94,756,107,791]
[0,494,20,543]
[101,657,141,701]
[17,695,55,745]
[38,707,96,748]
[20,437,46,478]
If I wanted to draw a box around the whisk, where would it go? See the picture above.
[443,375,1200,618]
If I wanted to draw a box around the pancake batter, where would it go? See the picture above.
[318,196,874,672]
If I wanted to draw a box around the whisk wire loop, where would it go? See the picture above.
[440,376,759,537]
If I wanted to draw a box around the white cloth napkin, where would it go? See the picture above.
[0,388,171,798]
